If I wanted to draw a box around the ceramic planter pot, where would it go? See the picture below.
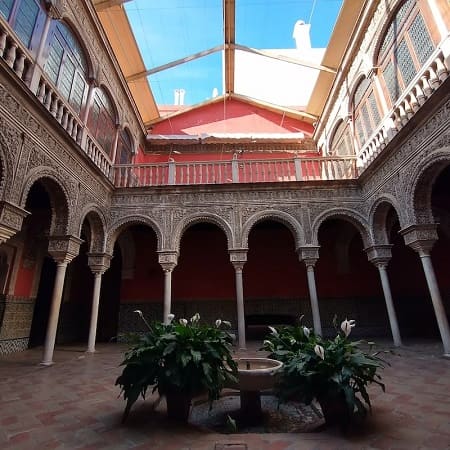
[318,393,351,429]
[165,390,192,422]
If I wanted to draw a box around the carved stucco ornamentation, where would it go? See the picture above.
[87,252,112,274]
[157,250,178,272]
[19,166,73,235]
[361,98,450,226]
[367,194,404,245]
[406,147,450,226]
[48,235,83,263]
[171,211,235,251]
[106,214,164,255]
[241,209,305,249]
[77,204,107,253]
[399,224,439,255]
[298,245,320,267]
[310,206,372,248]
[364,244,393,266]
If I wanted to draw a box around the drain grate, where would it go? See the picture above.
[215,444,247,450]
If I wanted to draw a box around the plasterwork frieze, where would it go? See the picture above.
[361,97,450,225]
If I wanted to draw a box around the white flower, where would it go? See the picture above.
[190,313,200,323]
[222,320,232,328]
[263,340,274,350]
[133,309,151,330]
[167,313,175,323]
[268,326,278,336]
[340,319,356,337]
[179,318,188,326]
[298,314,305,323]
[303,326,310,338]
[215,319,222,328]
[290,338,296,345]
[314,344,325,360]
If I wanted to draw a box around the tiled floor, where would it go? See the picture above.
[0,340,449,449]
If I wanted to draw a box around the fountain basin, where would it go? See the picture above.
[229,357,283,391]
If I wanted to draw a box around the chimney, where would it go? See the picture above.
[212,87,219,98]
[174,89,180,105]
[293,20,311,51]
[179,89,185,105]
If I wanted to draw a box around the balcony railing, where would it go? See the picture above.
[0,17,113,180]
[357,39,450,172]
[114,156,357,187]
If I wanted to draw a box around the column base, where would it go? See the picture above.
[85,349,96,354]
[443,353,450,359]
[40,360,54,366]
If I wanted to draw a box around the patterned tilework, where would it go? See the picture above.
[0,341,449,449]
[0,337,29,354]
[0,295,35,342]
[119,296,391,338]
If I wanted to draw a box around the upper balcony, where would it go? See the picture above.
[357,37,449,172]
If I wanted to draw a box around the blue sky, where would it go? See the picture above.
[125,0,342,105]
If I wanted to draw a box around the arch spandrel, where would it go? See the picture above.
[368,195,404,245]
[172,213,235,252]
[20,168,72,235]
[77,205,107,253]
[406,147,450,226]
[106,215,164,255]
[241,210,305,250]
[311,207,371,248]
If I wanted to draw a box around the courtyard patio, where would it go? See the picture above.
[0,341,449,450]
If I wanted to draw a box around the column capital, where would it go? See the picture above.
[298,245,320,267]
[365,244,393,267]
[87,252,112,275]
[400,224,438,256]
[48,235,83,264]
[0,201,29,244]
[157,250,178,272]
[229,248,248,270]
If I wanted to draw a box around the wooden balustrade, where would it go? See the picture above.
[113,156,357,188]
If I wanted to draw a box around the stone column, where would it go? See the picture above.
[401,225,450,355]
[365,245,402,347]
[230,249,248,349]
[86,253,111,353]
[0,201,29,244]
[299,246,322,335]
[41,236,82,365]
[157,251,178,324]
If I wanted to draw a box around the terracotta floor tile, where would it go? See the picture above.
[0,341,449,450]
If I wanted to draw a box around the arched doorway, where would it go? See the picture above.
[173,222,234,324]
[245,220,305,337]
[25,182,55,347]
[316,219,383,337]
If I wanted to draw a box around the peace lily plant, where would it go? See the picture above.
[116,311,237,422]
[263,317,386,428]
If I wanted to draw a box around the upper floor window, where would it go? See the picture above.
[116,129,133,164]
[0,0,45,50]
[378,0,436,105]
[87,87,116,158]
[330,120,353,156]
[352,77,381,149]
[44,21,88,114]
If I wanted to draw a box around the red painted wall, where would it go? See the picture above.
[150,99,314,136]
[119,219,450,305]
[13,256,35,297]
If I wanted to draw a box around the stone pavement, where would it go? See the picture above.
[0,340,449,450]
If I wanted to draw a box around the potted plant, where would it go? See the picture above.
[263,318,386,429]
[116,311,238,422]
[261,317,311,362]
